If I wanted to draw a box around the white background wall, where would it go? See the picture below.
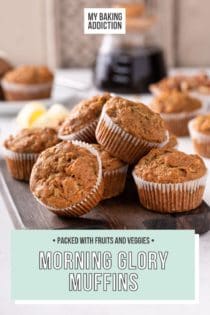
[0,0,48,65]
[1,0,210,68]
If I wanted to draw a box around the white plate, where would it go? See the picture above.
[0,84,77,115]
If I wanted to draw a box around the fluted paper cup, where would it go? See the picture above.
[132,171,207,213]
[160,107,203,137]
[31,140,104,217]
[96,108,169,164]
[3,147,39,181]
[58,119,98,143]
[103,164,128,200]
[1,79,53,101]
[189,119,210,158]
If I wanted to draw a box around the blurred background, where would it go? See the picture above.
[0,0,210,69]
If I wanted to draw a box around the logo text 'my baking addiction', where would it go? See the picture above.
[84,8,126,34]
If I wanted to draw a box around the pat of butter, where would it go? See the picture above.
[32,104,69,128]
[16,102,46,128]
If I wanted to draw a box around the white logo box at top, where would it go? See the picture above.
[84,8,126,34]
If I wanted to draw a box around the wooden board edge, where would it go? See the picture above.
[0,171,25,229]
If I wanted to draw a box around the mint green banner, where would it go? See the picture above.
[11,230,196,300]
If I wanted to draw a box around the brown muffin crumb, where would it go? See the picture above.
[150,73,210,94]
[30,141,100,209]
[105,96,166,143]
[92,144,125,172]
[134,148,206,183]
[150,91,202,114]
[4,128,60,153]
[3,65,54,84]
[59,93,110,135]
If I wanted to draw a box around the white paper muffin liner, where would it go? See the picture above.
[1,79,53,100]
[160,107,203,121]
[103,164,128,199]
[58,119,98,143]
[96,107,169,164]
[132,171,207,213]
[158,107,204,137]
[1,80,53,93]
[3,147,39,181]
[31,140,104,217]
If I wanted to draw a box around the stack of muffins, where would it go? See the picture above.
[3,93,208,217]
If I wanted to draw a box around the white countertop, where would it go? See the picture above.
[0,69,210,315]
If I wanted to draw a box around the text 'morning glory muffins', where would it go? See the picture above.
[58,93,111,143]
[189,114,210,158]
[3,128,59,181]
[1,65,54,101]
[150,91,202,137]
[133,148,207,213]
[30,141,104,217]
[92,144,128,199]
[96,96,168,164]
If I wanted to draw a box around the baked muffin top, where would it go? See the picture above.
[150,73,210,94]
[30,141,100,209]
[3,65,54,84]
[150,91,202,114]
[162,133,177,149]
[4,128,59,153]
[134,148,206,183]
[0,57,12,78]
[92,144,125,172]
[193,114,210,135]
[59,93,110,135]
[105,96,166,143]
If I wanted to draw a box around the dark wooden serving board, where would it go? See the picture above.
[0,159,210,233]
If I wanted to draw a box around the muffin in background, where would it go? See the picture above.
[189,114,210,158]
[96,96,168,164]
[3,128,60,181]
[0,54,13,100]
[150,91,202,137]
[149,73,210,111]
[58,93,110,143]
[1,65,54,101]
[133,148,207,213]
[92,144,128,199]
[30,141,104,217]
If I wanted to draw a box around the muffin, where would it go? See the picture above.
[96,96,168,164]
[150,91,202,137]
[189,114,210,158]
[92,144,128,199]
[149,73,210,112]
[3,128,59,181]
[30,141,104,217]
[149,75,187,95]
[1,65,54,101]
[133,148,207,213]
[58,93,110,143]
[0,55,13,99]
